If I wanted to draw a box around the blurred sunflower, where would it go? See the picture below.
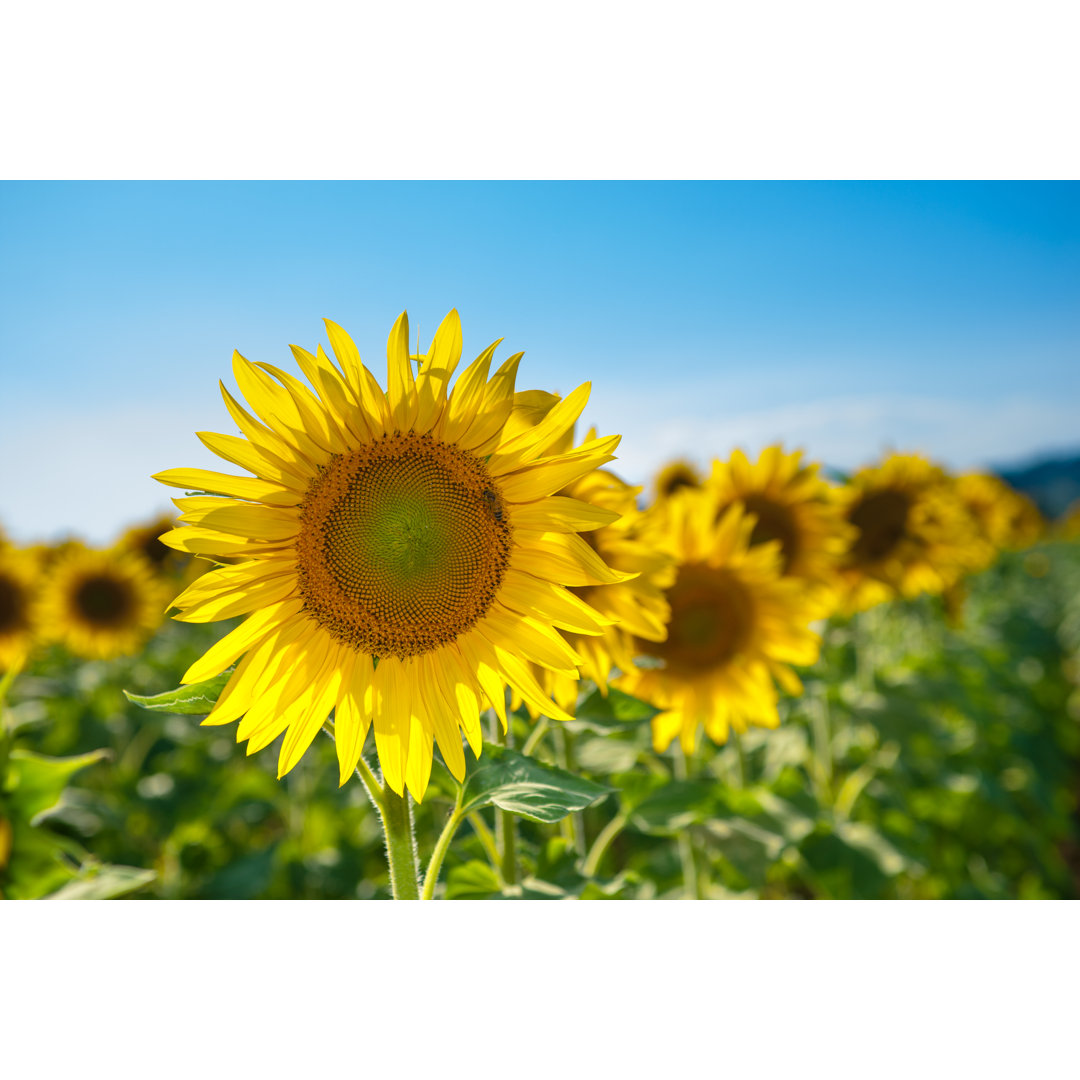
[708,445,850,609]
[25,538,82,568]
[156,310,626,801]
[835,453,982,613]
[0,548,43,671]
[36,545,168,660]
[617,489,820,753]
[500,393,672,715]
[1061,498,1080,540]
[117,514,192,577]
[955,472,1043,555]
[654,459,703,500]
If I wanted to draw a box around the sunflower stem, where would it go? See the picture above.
[0,662,23,775]
[467,812,504,881]
[673,743,703,899]
[494,720,519,887]
[810,686,833,806]
[352,752,386,813]
[854,609,876,694]
[521,716,550,757]
[558,727,587,857]
[0,661,21,728]
[582,810,628,879]
[421,786,465,900]
[379,784,421,900]
[731,730,747,789]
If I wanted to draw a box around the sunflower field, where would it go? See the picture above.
[2,311,1079,901]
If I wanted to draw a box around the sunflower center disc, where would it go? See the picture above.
[142,535,172,568]
[849,489,911,562]
[659,467,699,498]
[74,574,135,628]
[296,431,512,659]
[0,575,26,634]
[640,563,754,676]
[740,494,799,573]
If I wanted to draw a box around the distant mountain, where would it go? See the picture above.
[997,452,1080,519]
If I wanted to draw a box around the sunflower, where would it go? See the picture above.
[654,459,703,500]
[156,310,626,802]
[955,473,1043,556]
[616,488,821,754]
[1061,498,1080,540]
[498,393,673,715]
[834,453,983,613]
[707,445,851,609]
[36,545,168,660]
[117,514,192,577]
[0,548,42,672]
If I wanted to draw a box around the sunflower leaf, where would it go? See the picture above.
[444,860,503,900]
[7,749,110,823]
[571,685,661,732]
[460,745,612,823]
[123,671,232,715]
[628,780,717,835]
[44,863,157,901]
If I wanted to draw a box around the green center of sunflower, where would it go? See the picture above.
[0,574,27,635]
[849,489,911,563]
[74,574,135,627]
[639,563,754,676]
[296,431,512,659]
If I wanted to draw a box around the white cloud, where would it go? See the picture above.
[2,390,1076,544]
[584,389,1080,487]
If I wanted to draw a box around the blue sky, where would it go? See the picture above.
[1,181,1077,542]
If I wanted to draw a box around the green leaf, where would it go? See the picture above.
[44,864,157,900]
[834,820,917,878]
[460,745,612,823]
[444,859,503,899]
[3,823,81,899]
[707,817,789,886]
[7,749,109,823]
[628,780,716,835]
[572,686,661,732]
[123,671,232,715]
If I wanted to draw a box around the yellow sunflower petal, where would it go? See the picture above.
[152,468,300,507]
[181,598,304,684]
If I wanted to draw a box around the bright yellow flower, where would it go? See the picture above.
[955,472,1043,557]
[501,394,673,716]
[156,310,626,802]
[36,545,168,660]
[707,445,851,611]
[835,453,982,613]
[526,462,674,715]
[0,548,43,671]
[617,488,821,754]
[653,459,703,500]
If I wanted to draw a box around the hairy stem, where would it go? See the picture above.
[380,785,421,900]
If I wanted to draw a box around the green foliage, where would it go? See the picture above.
[122,671,232,714]
[45,863,157,900]
[460,745,612,823]
[4,542,1078,900]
